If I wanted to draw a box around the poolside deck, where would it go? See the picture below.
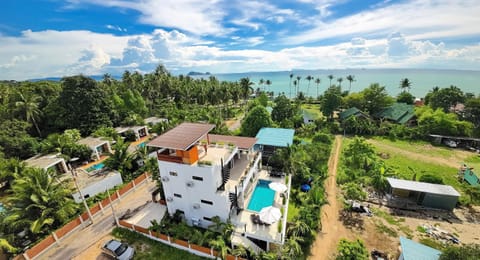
[79,155,109,170]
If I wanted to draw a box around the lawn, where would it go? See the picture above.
[371,137,453,158]
[112,227,208,260]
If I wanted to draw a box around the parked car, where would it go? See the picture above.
[443,139,457,148]
[102,239,135,260]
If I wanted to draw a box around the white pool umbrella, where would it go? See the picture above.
[259,206,281,224]
[268,182,287,193]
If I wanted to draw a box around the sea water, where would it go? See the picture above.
[200,69,479,98]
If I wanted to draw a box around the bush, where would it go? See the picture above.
[419,174,444,184]
[343,182,367,201]
[336,238,369,260]
[312,132,332,144]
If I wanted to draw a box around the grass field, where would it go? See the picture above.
[301,104,323,120]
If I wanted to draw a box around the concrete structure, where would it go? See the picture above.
[24,154,69,174]
[148,123,291,252]
[387,178,460,210]
[77,137,112,161]
[398,237,440,260]
[72,170,123,203]
[115,125,148,141]
[144,116,169,126]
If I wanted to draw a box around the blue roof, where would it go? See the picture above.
[255,127,294,148]
[400,237,441,260]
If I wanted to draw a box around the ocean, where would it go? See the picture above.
[207,69,479,98]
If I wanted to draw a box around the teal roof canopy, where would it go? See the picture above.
[400,237,441,260]
[255,127,294,148]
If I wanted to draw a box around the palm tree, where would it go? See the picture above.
[293,80,298,98]
[104,138,135,180]
[346,75,355,93]
[4,168,78,239]
[265,79,272,95]
[315,78,321,98]
[15,90,42,137]
[296,76,301,96]
[328,74,334,87]
[0,239,16,254]
[231,244,247,258]
[209,235,229,260]
[305,75,313,96]
[239,77,254,106]
[289,73,294,98]
[259,78,265,91]
[287,218,312,237]
[282,236,303,259]
[400,78,412,93]
[337,77,343,88]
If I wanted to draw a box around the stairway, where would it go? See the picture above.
[217,158,231,191]
[231,234,264,254]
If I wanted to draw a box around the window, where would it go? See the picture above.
[201,199,213,205]
[192,176,203,181]
[174,193,182,198]
[203,217,212,221]
[169,171,178,176]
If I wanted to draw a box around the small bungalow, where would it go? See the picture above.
[77,137,112,161]
[115,125,149,141]
[24,154,69,174]
[144,117,169,126]
[375,103,416,125]
[386,177,460,210]
[338,107,370,121]
[255,127,294,160]
[398,237,441,260]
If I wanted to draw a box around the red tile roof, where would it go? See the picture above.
[208,134,257,150]
[147,123,215,150]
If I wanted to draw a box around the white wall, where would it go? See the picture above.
[72,173,123,203]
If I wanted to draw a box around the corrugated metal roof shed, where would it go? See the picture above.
[147,123,215,150]
[376,103,415,124]
[339,107,361,120]
[208,134,257,150]
[399,237,441,260]
[255,127,294,148]
[387,177,460,197]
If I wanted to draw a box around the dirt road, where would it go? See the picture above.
[310,135,352,259]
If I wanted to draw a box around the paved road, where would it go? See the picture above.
[40,180,158,260]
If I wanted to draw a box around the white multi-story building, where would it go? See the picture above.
[148,123,292,252]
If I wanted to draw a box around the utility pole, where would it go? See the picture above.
[107,187,119,226]
[69,158,94,224]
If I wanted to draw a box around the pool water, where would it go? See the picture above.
[86,162,105,172]
[247,180,275,212]
[137,142,146,148]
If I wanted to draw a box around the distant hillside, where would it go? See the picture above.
[187,71,211,76]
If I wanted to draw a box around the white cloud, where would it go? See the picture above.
[106,24,127,32]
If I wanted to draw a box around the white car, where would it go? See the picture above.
[102,239,135,260]
[443,139,457,148]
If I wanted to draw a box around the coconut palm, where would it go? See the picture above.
[15,90,42,137]
[346,75,355,93]
[289,73,294,98]
[287,218,312,237]
[231,244,247,258]
[209,235,229,260]
[239,77,254,106]
[337,77,343,88]
[296,76,301,96]
[265,79,272,95]
[259,78,265,91]
[293,80,298,98]
[315,77,321,98]
[282,236,303,259]
[104,138,135,180]
[400,78,412,93]
[305,75,313,96]
[4,168,78,239]
[328,74,334,87]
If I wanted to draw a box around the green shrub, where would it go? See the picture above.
[419,174,444,184]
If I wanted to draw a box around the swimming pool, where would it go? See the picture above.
[247,180,275,212]
[137,142,146,148]
[86,162,105,172]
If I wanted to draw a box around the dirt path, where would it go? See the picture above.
[310,135,352,259]
[367,139,461,169]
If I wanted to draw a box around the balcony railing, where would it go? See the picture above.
[157,154,183,163]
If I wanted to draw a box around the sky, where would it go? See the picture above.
[1,0,480,80]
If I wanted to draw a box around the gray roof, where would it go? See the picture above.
[387,177,460,197]
[77,137,108,150]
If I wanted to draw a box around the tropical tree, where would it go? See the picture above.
[296,76,301,96]
[259,78,265,91]
[321,86,343,120]
[336,238,369,260]
[104,138,135,180]
[209,235,229,260]
[239,77,254,106]
[328,74,334,87]
[289,73,294,98]
[0,239,16,254]
[287,218,312,237]
[396,91,415,104]
[306,75,313,96]
[293,80,298,97]
[440,244,480,260]
[241,105,273,136]
[282,236,303,259]
[15,90,42,137]
[265,79,272,94]
[231,245,247,258]
[346,75,355,93]
[315,77,321,97]
[425,85,465,112]
[362,83,394,115]
[400,78,412,93]
[337,77,343,88]
[4,168,79,239]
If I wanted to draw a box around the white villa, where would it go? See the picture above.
[77,136,112,161]
[115,125,149,141]
[147,123,292,252]
[24,154,69,174]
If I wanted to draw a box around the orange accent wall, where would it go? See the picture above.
[175,145,199,164]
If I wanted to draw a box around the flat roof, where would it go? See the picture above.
[144,117,168,125]
[209,134,257,150]
[77,137,108,149]
[387,177,460,197]
[25,154,65,169]
[147,123,215,150]
[255,127,294,148]
[429,134,480,142]
[400,237,441,260]
[115,125,147,133]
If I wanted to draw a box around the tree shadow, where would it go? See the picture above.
[339,209,365,231]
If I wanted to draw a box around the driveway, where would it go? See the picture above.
[39,180,158,260]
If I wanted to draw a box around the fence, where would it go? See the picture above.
[15,172,150,260]
[117,220,245,260]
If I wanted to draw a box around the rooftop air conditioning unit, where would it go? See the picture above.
[193,203,201,209]
[186,181,194,187]
[166,197,173,202]
[161,176,170,182]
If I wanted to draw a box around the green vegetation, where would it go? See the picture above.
[112,227,207,260]
[440,243,480,260]
[374,221,398,237]
[419,238,446,251]
[336,238,369,260]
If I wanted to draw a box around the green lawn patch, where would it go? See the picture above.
[419,237,446,251]
[112,227,208,260]
[301,104,323,120]
[371,137,453,158]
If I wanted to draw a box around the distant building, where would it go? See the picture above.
[398,236,440,260]
[386,177,460,210]
[255,127,295,160]
[115,125,149,141]
[77,137,112,161]
[375,103,416,125]
[24,154,69,174]
[338,107,370,121]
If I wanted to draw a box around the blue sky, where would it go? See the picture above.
[1,0,480,80]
